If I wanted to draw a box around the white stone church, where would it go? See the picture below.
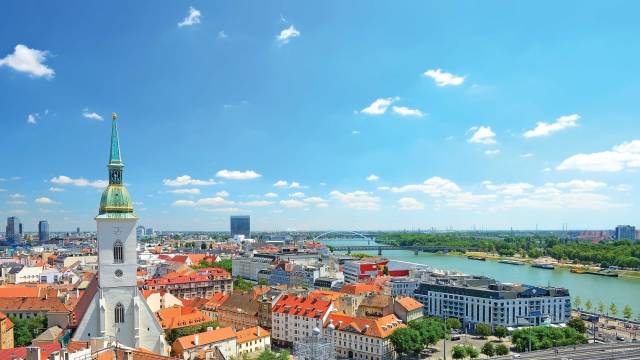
[72,114,169,355]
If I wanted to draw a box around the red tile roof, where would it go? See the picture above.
[0,343,61,359]
[173,326,236,351]
[326,313,405,338]
[395,296,424,312]
[156,306,212,330]
[272,294,332,318]
[339,283,382,295]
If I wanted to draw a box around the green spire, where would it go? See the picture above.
[109,112,123,167]
[97,112,136,219]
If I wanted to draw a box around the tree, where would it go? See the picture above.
[494,325,508,341]
[609,303,618,318]
[451,345,467,359]
[475,323,492,338]
[447,317,462,331]
[256,349,289,360]
[10,315,47,347]
[585,299,593,312]
[597,301,605,315]
[409,317,446,347]
[200,243,207,250]
[573,296,582,310]
[464,345,479,359]
[258,278,269,286]
[390,327,423,355]
[481,342,495,357]
[495,344,509,356]
[166,320,219,344]
[567,317,587,333]
[234,276,253,291]
[623,305,633,320]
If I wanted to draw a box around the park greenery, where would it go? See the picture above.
[511,326,587,352]
[255,349,290,360]
[192,258,232,272]
[452,344,479,359]
[11,315,47,347]
[567,317,587,333]
[166,320,219,344]
[389,317,446,355]
[234,276,254,291]
[481,342,509,357]
[376,233,640,269]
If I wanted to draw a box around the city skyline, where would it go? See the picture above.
[2,2,640,231]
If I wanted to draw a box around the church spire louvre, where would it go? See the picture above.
[109,112,123,167]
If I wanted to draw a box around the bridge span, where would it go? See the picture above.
[330,245,480,256]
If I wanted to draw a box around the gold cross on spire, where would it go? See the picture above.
[112,112,118,121]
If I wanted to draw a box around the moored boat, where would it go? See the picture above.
[498,259,525,265]
[531,263,555,270]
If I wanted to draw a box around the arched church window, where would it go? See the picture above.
[114,240,124,263]
[115,303,125,323]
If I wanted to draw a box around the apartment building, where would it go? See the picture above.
[271,294,334,347]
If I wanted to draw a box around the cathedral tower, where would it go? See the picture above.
[73,114,168,355]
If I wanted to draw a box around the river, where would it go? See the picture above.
[321,238,640,317]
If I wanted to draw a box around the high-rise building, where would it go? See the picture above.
[136,226,145,240]
[5,216,21,243]
[38,220,50,243]
[230,215,250,238]
[145,227,154,236]
[73,113,168,354]
[615,225,636,241]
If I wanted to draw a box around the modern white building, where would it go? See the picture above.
[414,276,571,330]
[325,313,405,360]
[232,255,273,281]
[72,114,168,355]
[271,294,334,347]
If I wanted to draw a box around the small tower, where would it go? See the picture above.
[73,113,168,355]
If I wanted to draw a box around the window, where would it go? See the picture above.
[114,240,124,263]
[115,303,125,323]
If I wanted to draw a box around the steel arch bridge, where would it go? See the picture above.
[312,231,373,241]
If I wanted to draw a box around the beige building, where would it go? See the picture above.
[173,326,271,360]
[0,312,13,350]
[393,297,424,323]
[142,290,183,313]
[325,313,405,360]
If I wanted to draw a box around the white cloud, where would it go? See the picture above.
[280,199,307,208]
[264,192,278,198]
[467,126,496,145]
[521,153,534,158]
[303,197,328,205]
[330,190,380,210]
[178,6,201,27]
[217,31,228,39]
[289,192,305,198]
[360,97,397,115]
[9,193,24,199]
[392,106,424,117]
[163,175,217,187]
[0,44,55,78]
[277,25,300,44]
[484,149,501,156]
[423,69,464,86]
[556,140,640,172]
[27,114,37,124]
[273,180,303,189]
[216,190,230,197]
[201,207,248,213]
[482,181,534,196]
[352,130,360,135]
[398,197,424,210]
[242,200,274,207]
[172,196,233,207]
[377,186,390,191]
[615,184,632,192]
[35,197,57,205]
[82,109,103,121]
[7,200,26,205]
[523,114,580,138]
[51,175,107,189]
[391,176,461,196]
[168,188,201,195]
[48,187,64,192]
[216,169,261,180]
[366,174,379,182]
[552,180,607,192]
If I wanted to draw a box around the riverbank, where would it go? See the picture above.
[463,251,640,279]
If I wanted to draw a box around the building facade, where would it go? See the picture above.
[232,256,273,281]
[72,114,168,355]
[343,259,388,284]
[5,216,21,243]
[615,225,637,241]
[38,220,49,243]
[143,269,232,299]
[230,215,250,238]
[414,276,571,329]
[271,294,334,347]
[325,313,404,360]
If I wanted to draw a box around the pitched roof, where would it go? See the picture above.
[219,292,259,315]
[0,295,69,312]
[33,325,63,342]
[360,294,393,309]
[203,292,230,310]
[395,296,423,312]
[174,326,237,350]
[0,343,61,359]
[0,286,43,298]
[340,283,382,295]
[272,294,332,318]
[156,306,212,330]
[326,313,405,338]
[236,326,269,344]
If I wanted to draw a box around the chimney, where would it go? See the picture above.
[207,326,214,332]
[26,347,41,360]
[194,335,199,346]
[257,327,261,337]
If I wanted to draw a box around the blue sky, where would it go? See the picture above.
[2,1,640,232]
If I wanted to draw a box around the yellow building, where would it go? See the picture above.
[0,311,14,349]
